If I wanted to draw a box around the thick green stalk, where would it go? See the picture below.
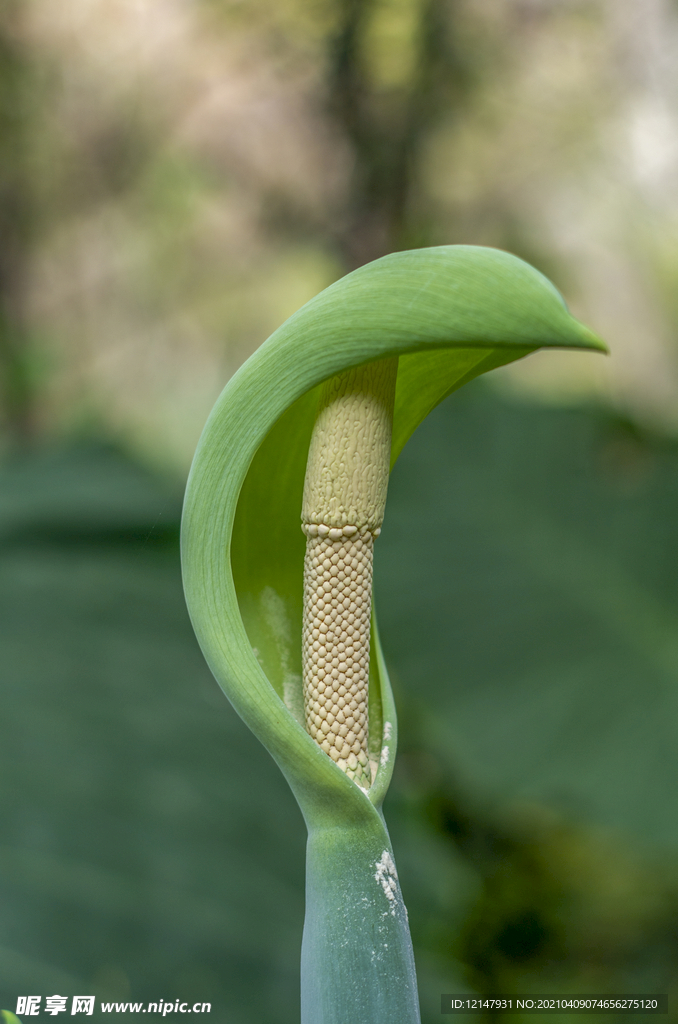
[302,817,419,1023]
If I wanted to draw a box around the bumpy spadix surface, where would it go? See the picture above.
[302,529,374,786]
[301,359,398,788]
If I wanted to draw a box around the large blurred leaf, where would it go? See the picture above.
[0,445,306,1021]
[378,383,678,846]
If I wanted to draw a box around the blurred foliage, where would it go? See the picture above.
[379,380,678,1016]
[4,383,678,1018]
[316,0,472,265]
[0,0,36,441]
[0,442,306,1021]
[4,0,678,461]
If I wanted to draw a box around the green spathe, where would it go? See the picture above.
[181,245,605,1023]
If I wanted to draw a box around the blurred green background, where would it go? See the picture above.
[3,0,678,1020]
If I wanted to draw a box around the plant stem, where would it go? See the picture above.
[301,816,420,1024]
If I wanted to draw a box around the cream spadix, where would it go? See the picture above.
[301,359,398,787]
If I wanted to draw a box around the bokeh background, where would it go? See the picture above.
[3,0,678,1020]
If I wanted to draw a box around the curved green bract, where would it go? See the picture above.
[182,245,603,821]
[181,245,604,1022]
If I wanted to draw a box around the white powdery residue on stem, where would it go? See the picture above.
[380,745,389,766]
[374,850,398,916]
[383,721,392,741]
